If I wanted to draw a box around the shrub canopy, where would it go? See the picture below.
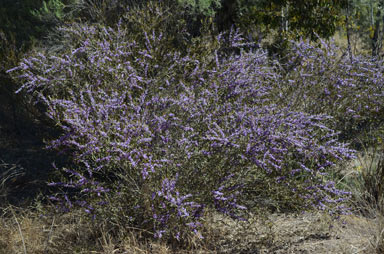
[8,4,356,239]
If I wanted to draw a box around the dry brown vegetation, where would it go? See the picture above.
[0,203,382,253]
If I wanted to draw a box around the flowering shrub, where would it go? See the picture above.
[8,4,356,240]
[272,38,384,142]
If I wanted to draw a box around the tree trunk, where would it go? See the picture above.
[346,0,353,63]
[371,9,382,58]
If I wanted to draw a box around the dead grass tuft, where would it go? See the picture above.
[0,201,383,254]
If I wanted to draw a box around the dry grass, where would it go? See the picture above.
[0,202,207,254]
[0,203,382,254]
[332,31,370,56]
[202,210,381,254]
[0,161,24,204]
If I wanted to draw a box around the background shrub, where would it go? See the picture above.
[270,39,384,145]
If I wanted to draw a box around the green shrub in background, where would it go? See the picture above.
[31,0,66,23]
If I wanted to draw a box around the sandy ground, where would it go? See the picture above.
[205,211,379,254]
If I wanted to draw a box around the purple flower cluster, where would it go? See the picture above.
[274,38,384,140]
[151,174,204,239]
[8,22,356,239]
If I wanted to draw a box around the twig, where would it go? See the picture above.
[43,216,55,254]
[11,207,27,254]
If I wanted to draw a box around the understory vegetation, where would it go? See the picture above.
[2,0,384,253]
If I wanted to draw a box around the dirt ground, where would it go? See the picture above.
[205,211,379,254]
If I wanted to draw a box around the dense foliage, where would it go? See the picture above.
[8,2,360,240]
[270,38,384,142]
[217,0,347,40]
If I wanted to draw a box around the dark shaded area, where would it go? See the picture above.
[0,0,47,48]
[0,82,67,207]
[0,0,68,207]
[0,55,66,208]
